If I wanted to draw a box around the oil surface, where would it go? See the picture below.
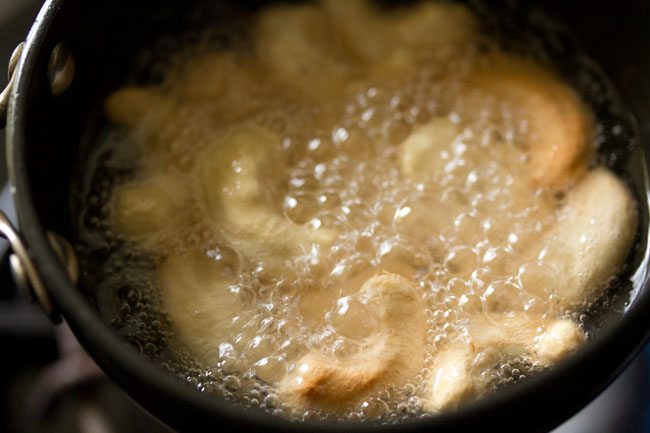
[74,0,641,424]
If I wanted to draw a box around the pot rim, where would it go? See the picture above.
[6,0,650,432]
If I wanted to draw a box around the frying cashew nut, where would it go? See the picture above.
[427,315,585,411]
[158,251,254,363]
[279,273,426,411]
[196,127,335,263]
[469,54,593,191]
[524,167,637,307]
[257,0,479,99]
[396,57,635,412]
[103,2,637,418]
[110,175,184,245]
[256,3,354,103]
[399,117,552,252]
[421,166,635,412]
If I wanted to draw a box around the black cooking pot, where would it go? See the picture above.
[2,0,650,432]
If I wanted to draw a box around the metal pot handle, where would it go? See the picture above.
[0,42,25,129]
[0,42,79,322]
[0,211,78,323]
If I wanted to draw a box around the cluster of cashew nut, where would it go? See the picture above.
[104,0,637,417]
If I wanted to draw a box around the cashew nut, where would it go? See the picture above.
[102,2,637,419]
[390,1,478,49]
[524,167,637,307]
[279,273,426,411]
[256,3,354,103]
[158,251,255,363]
[196,127,334,263]
[398,117,551,254]
[105,87,208,172]
[427,314,584,411]
[321,0,477,81]
[110,175,184,245]
[469,54,593,191]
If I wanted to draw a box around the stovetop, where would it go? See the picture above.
[0,1,649,432]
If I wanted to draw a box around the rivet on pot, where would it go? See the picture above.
[47,42,75,97]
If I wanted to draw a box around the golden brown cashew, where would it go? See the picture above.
[427,314,584,411]
[469,54,593,191]
[196,127,334,263]
[279,273,426,411]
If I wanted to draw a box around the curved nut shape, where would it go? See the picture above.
[258,0,477,97]
[427,315,584,411]
[279,273,426,411]
[197,127,334,262]
[105,87,174,131]
[111,175,184,245]
[105,87,199,171]
[159,251,253,362]
[323,0,477,61]
[398,117,549,254]
[469,55,593,191]
[400,120,635,412]
[389,1,477,49]
[525,167,637,307]
[256,3,353,102]
[400,117,463,179]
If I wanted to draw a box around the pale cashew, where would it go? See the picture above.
[105,87,208,172]
[321,0,477,80]
[425,169,636,411]
[469,54,593,191]
[104,87,179,154]
[196,127,334,263]
[110,175,184,245]
[398,118,470,249]
[158,251,254,363]
[105,87,173,129]
[279,273,426,411]
[256,3,354,103]
[524,167,637,308]
[320,0,387,63]
[323,0,478,58]
[171,51,280,125]
[427,314,584,411]
[400,117,464,178]
[389,1,478,49]
[398,117,548,255]
[172,52,229,103]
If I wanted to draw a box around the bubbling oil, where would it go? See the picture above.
[74,0,638,425]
